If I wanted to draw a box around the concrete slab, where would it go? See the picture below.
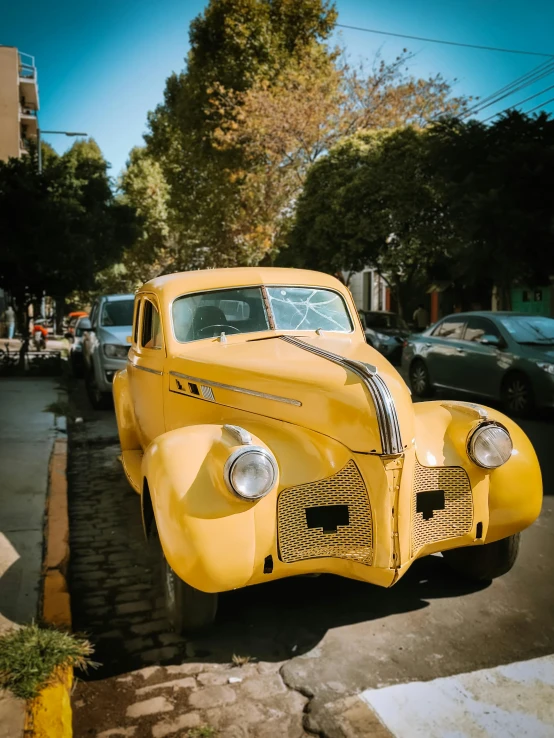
[0,378,61,626]
[360,654,554,738]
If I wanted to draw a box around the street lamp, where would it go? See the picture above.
[37,129,88,173]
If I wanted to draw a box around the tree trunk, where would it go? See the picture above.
[55,296,65,336]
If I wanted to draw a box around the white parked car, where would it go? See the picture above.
[82,294,134,409]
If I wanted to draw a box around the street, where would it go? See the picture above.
[68,380,554,737]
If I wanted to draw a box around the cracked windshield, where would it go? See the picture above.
[267,287,352,332]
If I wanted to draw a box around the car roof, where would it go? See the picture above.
[100,294,135,302]
[440,311,538,319]
[139,267,346,302]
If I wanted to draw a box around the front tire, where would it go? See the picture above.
[150,525,218,634]
[85,366,112,410]
[442,533,520,581]
[409,359,434,398]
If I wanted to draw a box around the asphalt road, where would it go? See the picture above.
[67,379,554,734]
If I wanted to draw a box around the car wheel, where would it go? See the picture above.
[501,373,534,417]
[442,533,520,581]
[409,359,433,397]
[85,367,112,410]
[150,525,218,633]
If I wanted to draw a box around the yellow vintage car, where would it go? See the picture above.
[113,267,542,632]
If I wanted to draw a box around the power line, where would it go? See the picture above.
[462,59,554,118]
[466,61,554,118]
[523,95,554,114]
[336,23,554,58]
[481,82,554,122]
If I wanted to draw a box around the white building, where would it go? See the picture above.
[345,268,389,312]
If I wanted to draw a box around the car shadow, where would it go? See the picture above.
[81,553,488,681]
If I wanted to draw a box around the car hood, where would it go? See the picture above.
[99,326,132,345]
[168,334,414,454]
[367,327,409,339]
[517,344,554,362]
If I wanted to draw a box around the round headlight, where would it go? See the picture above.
[224,447,277,500]
[468,423,513,469]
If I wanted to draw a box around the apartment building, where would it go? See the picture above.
[0,46,39,161]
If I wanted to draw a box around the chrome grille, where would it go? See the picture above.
[412,460,473,554]
[277,461,373,566]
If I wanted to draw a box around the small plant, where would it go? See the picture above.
[0,624,96,700]
[44,399,73,418]
[231,653,251,667]
[187,727,217,738]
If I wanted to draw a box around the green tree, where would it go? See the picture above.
[429,111,554,308]
[0,139,138,325]
[145,0,338,268]
[288,127,452,315]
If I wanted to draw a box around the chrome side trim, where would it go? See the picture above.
[129,362,164,376]
[223,424,253,445]
[169,371,302,407]
[280,336,403,455]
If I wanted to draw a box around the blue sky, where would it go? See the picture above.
[2,0,553,177]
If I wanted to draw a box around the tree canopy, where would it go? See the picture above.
[0,140,138,313]
[143,0,469,273]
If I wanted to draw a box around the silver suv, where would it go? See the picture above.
[83,294,134,409]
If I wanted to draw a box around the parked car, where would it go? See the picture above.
[65,311,89,340]
[112,269,542,633]
[402,311,554,415]
[69,316,91,377]
[83,294,134,409]
[359,310,410,364]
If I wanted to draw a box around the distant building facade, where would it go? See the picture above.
[346,268,389,312]
[0,46,39,161]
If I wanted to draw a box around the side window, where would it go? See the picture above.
[89,302,99,327]
[141,299,163,349]
[432,316,466,340]
[133,298,141,345]
[464,317,502,342]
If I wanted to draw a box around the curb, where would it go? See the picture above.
[25,432,73,737]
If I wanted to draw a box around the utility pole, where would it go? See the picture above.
[37,129,88,172]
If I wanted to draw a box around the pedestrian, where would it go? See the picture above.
[412,303,429,331]
[5,305,15,339]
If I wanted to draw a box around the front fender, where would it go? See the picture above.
[113,367,140,452]
[141,420,358,593]
[404,401,542,555]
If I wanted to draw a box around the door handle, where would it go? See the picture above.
[456,347,463,353]
[425,343,431,348]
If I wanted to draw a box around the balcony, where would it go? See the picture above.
[20,109,38,138]
[18,52,39,110]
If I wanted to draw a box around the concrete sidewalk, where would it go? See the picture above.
[0,377,64,630]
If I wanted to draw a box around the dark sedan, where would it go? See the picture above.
[359,310,410,365]
[402,311,554,415]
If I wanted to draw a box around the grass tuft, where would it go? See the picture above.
[231,653,252,667]
[186,727,217,738]
[0,624,96,700]
[43,400,73,418]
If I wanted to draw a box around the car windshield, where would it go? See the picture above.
[497,315,554,345]
[363,312,408,331]
[266,287,352,332]
[172,286,352,342]
[101,299,134,327]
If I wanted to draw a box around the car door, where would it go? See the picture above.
[459,316,506,398]
[425,316,468,388]
[127,294,166,448]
